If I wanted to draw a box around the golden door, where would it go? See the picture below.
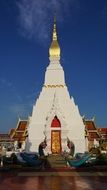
[51,131,61,154]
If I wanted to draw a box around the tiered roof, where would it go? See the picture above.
[11,120,28,142]
[9,129,15,138]
[0,134,13,142]
[98,128,107,140]
[84,119,100,141]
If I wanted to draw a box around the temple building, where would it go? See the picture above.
[25,19,86,154]
[0,118,106,153]
[10,119,28,149]
[0,134,14,153]
[1,19,106,155]
[84,118,100,151]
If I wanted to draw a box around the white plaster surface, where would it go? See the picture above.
[25,56,86,154]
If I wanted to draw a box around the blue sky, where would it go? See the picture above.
[0,0,107,133]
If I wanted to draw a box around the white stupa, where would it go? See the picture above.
[25,18,86,154]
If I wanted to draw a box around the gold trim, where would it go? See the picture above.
[44,84,65,88]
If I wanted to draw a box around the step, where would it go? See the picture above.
[47,154,68,168]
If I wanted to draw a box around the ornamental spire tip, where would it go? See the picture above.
[49,16,60,58]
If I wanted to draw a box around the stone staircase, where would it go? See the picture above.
[47,154,67,168]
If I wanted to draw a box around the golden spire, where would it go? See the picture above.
[49,17,60,58]
[53,16,57,41]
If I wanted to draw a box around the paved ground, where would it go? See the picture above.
[0,171,107,190]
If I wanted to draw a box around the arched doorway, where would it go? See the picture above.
[51,116,62,154]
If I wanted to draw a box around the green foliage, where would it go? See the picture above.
[96,154,107,165]
[100,140,107,150]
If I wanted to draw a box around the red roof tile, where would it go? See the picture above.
[17,121,27,131]
[0,134,10,138]
[89,132,99,138]
[88,132,100,141]
[11,120,27,141]
[85,121,96,130]
[0,134,13,142]
[12,132,26,141]
[98,128,107,134]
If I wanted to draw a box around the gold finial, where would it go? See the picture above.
[49,16,60,58]
[53,16,57,41]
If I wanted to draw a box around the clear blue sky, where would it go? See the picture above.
[0,0,107,133]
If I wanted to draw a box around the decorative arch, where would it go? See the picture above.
[43,93,69,154]
[51,116,61,128]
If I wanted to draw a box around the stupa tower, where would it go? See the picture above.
[25,18,86,154]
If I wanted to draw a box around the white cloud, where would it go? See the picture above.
[0,78,12,88]
[0,77,23,102]
[9,104,26,115]
[9,102,33,116]
[17,0,77,42]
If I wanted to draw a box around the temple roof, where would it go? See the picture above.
[85,120,96,130]
[11,120,28,142]
[89,132,99,138]
[0,134,10,139]
[84,119,100,141]
[9,128,15,137]
[0,134,13,142]
[98,128,107,139]
[16,120,27,131]
[98,128,107,133]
